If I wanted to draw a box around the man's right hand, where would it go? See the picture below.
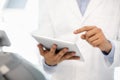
[37,44,80,66]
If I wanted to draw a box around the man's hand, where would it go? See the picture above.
[37,44,80,66]
[74,26,112,54]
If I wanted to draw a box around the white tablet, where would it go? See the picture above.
[32,34,84,61]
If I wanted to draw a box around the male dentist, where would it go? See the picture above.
[36,0,120,80]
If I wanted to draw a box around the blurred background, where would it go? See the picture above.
[0,0,48,78]
[0,0,39,65]
[0,0,120,80]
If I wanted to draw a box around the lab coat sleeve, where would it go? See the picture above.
[108,14,120,67]
[104,41,115,65]
[107,3,120,68]
[42,59,57,74]
[111,5,120,67]
[111,34,120,68]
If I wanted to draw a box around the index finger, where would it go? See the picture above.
[74,26,95,34]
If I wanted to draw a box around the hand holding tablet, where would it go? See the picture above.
[32,34,84,62]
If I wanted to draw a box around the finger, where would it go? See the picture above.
[61,52,76,60]
[37,44,45,56]
[91,39,101,47]
[67,56,80,60]
[74,26,96,34]
[85,27,98,38]
[55,48,68,60]
[87,34,99,43]
[50,44,57,55]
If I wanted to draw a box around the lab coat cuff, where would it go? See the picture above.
[104,40,115,65]
[42,59,57,74]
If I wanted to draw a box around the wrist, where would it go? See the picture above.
[101,40,112,54]
[45,60,57,66]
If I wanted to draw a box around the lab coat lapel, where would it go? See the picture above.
[69,0,83,21]
[48,0,83,28]
[62,0,103,26]
[66,0,103,25]
[81,0,103,23]
[48,0,103,28]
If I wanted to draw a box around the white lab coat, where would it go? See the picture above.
[36,0,120,80]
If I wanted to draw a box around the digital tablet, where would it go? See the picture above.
[32,34,84,61]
